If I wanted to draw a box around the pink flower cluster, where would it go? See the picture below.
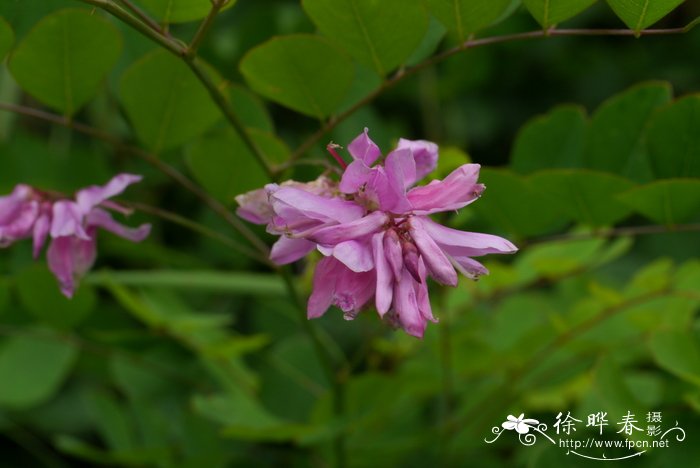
[0,174,151,297]
[236,129,517,338]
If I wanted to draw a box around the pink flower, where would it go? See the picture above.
[0,174,151,298]
[236,129,517,338]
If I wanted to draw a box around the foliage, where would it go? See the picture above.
[0,0,699,467]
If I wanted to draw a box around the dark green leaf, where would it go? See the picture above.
[510,105,586,174]
[228,84,274,132]
[0,16,13,60]
[16,265,96,329]
[529,169,636,226]
[523,0,597,27]
[302,0,429,76]
[585,81,671,179]
[8,9,122,115]
[646,95,700,179]
[0,330,78,409]
[606,0,685,32]
[650,330,700,387]
[137,0,236,24]
[240,34,354,119]
[120,50,222,152]
[425,0,513,40]
[618,179,700,224]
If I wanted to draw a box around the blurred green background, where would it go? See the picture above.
[1,0,700,466]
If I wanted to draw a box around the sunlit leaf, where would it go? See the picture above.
[8,9,122,115]
[240,34,355,119]
[302,0,429,76]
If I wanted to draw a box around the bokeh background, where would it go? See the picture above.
[1,0,700,466]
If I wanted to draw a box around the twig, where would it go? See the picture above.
[187,0,228,57]
[286,26,690,165]
[116,0,169,37]
[0,102,271,260]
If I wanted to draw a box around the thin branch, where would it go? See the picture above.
[116,0,169,37]
[286,26,690,165]
[187,0,229,58]
[0,102,271,259]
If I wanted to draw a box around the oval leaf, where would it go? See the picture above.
[137,0,237,24]
[618,179,700,225]
[646,95,700,179]
[425,0,514,40]
[529,169,636,226]
[585,81,671,179]
[606,0,685,32]
[240,34,354,119]
[511,105,587,174]
[120,50,222,152]
[0,16,13,60]
[523,0,597,27]
[8,9,122,116]
[302,0,429,76]
[650,330,700,387]
[0,331,78,409]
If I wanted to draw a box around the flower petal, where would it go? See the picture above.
[396,138,438,183]
[348,127,381,165]
[502,421,517,430]
[395,268,426,338]
[32,210,51,258]
[383,229,404,280]
[310,211,388,245]
[415,257,436,322]
[516,423,530,434]
[235,187,273,224]
[0,184,33,223]
[447,254,489,280]
[421,217,518,257]
[380,148,414,212]
[76,173,142,214]
[270,236,315,265]
[332,239,374,272]
[372,232,393,316]
[409,218,457,286]
[50,201,90,240]
[339,160,373,194]
[407,163,484,214]
[333,266,375,319]
[307,257,340,318]
[47,233,97,298]
[0,200,38,247]
[86,208,151,242]
[270,187,365,225]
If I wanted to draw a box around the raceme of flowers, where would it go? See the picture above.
[236,128,517,338]
[0,174,151,298]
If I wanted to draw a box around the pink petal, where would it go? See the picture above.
[0,200,38,246]
[380,148,414,212]
[383,229,404,280]
[269,236,315,265]
[414,257,435,322]
[394,268,426,338]
[47,233,97,298]
[396,138,438,183]
[270,187,365,224]
[448,254,489,280]
[347,127,381,165]
[407,163,484,214]
[339,160,373,194]
[235,187,273,224]
[32,210,51,258]
[310,211,388,245]
[409,218,457,286]
[333,266,375,319]
[86,208,151,242]
[50,201,90,240]
[420,217,518,257]
[0,184,33,223]
[76,173,143,214]
[307,257,340,318]
[372,232,393,316]
[331,239,374,272]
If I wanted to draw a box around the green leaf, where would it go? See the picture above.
[240,34,354,119]
[85,390,137,452]
[8,9,122,116]
[650,330,700,387]
[302,0,429,76]
[606,0,685,33]
[120,50,222,152]
[16,265,96,329]
[0,330,78,409]
[646,95,700,179]
[228,84,274,132]
[0,16,14,60]
[470,168,567,237]
[186,129,271,204]
[529,169,636,226]
[618,179,700,224]
[425,0,513,40]
[585,81,672,179]
[510,105,586,174]
[137,0,236,23]
[523,0,597,27]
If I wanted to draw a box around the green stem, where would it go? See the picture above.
[187,0,229,58]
